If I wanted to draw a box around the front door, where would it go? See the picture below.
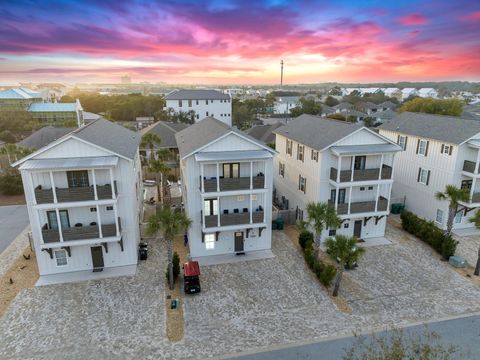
[47,210,70,230]
[91,246,104,272]
[234,231,244,253]
[353,220,362,239]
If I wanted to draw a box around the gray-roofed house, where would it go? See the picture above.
[17,126,74,150]
[12,118,142,283]
[174,116,276,259]
[378,112,480,233]
[273,114,401,242]
[378,101,397,111]
[246,123,283,145]
[165,89,232,126]
[333,102,354,113]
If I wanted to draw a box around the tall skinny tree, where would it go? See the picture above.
[147,207,192,289]
[325,235,365,297]
[469,210,480,276]
[141,133,168,204]
[306,202,341,249]
[140,133,161,162]
[435,185,470,235]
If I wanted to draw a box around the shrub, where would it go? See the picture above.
[318,264,336,286]
[172,252,180,279]
[400,210,457,259]
[299,230,314,249]
[0,168,24,195]
[304,246,316,268]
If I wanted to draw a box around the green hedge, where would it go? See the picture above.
[299,231,336,286]
[165,252,181,281]
[400,210,458,259]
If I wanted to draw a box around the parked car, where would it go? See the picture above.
[183,261,201,294]
[143,180,156,187]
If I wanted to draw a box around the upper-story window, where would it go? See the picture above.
[196,100,199,105]
[298,175,306,193]
[311,150,318,162]
[178,100,183,107]
[398,135,407,150]
[417,139,429,156]
[279,163,285,177]
[67,170,89,188]
[417,167,430,185]
[354,156,366,170]
[205,100,209,105]
[188,100,192,107]
[441,144,452,155]
[297,145,304,162]
[286,140,293,156]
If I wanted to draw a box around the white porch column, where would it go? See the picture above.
[49,171,57,203]
[29,172,37,205]
[348,186,353,214]
[475,149,480,174]
[216,163,220,192]
[109,168,116,199]
[114,204,120,236]
[91,169,98,200]
[200,163,205,192]
[249,194,253,224]
[217,196,220,227]
[350,156,355,182]
[471,178,477,202]
[387,183,393,212]
[334,186,339,211]
[379,154,384,180]
[96,205,103,238]
[375,184,381,212]
[337,156,342,183]
[55,208,64,242]
[250,161,253,189]
[263,160,267,189]
[36,210,44,244]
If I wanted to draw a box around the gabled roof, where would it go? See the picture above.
[273,114,363,151]
[175,117,274,159]
[140,121,189,149]
[378,101,397,109]
[247,123,283,144]
[165,89,230,100]
[28,102,78,112]
[373,109,397,119]
[13,119,140,167]
[379,112,480,144]
[17,126,74,150]
[0,88,42,99]
[82,111,103,122]
[334,102,353,110]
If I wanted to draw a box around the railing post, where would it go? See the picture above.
[334,185,339,211]
[200,163,205,192]
[249,194,253,224]
[217,196,220,227]
[350,156,354,182]
[216,163,219,192]
[387,183,393,212]
[475,149,480,174]
[348,186,353,214]
[337,156,342,183]
[92,168,98,200]
[55,208,64,242]
[114,204,120,236]
[250,161,253,189]
[49,171,57,203]
[96,205,103,238]
[379,154,384,180]
[109,168,116,199]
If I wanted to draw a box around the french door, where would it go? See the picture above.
[204,198,218,216]
[223,163,240,178]
[47,210,70,230]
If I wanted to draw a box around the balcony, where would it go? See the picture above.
[329,197,388,215]
[204,211,264,228]
[41,223,119,243]
[330,165,392,183]
[35,181,117,204]
[203,176,265,192]
[463,160,478,174]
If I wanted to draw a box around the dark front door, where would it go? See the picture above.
[91,246,104,272]
[353,220,362,239]
[234,231,244,253]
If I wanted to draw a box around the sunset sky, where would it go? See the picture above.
[1,0,479,84]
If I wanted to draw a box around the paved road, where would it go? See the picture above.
[0,205,28,254]
[230,314,480,360]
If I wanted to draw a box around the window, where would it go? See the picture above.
[204,233,215,250]
[196,114,199,119]
[455,212,463,224]
[436,209,444,224]
[297,144,304,161]
[286,139,293,155]
[461,179,472,190]
[205,100,209,105]
[106,206,113,211]
[178,100,183,107]
[417,139,429,156]
[188,100,192,107]
[311,150,318,162]
[196,100,199,105]
[54,249,68,266]
[329,229,336,236]
[343,223,349,229]
[279,163,285,177]
[67,170,89,188]
[354,156,366,170]
[441,144,452,155]
[206,111,209,116]
[298,175,306,193]
[417,168,430,185]
[223,163,239,178]
[398,135,407,150]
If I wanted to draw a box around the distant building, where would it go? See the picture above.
[121,75,132,84]
[0,88,43,110]
[135,116,155,130]
[401,88,419,100]
[417,88,438,99]
[29,100,84,127]
[139,121,189,161]
[165,90,232,126]
[273,96,300,114]
[382,88,402,101]
[246,123,283,145]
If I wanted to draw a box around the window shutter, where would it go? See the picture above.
[298,174,301,190]
[425,141,429,156]
[441,144,444,153]
[304,178,306,193]
[426,170,431,185]
[449,146,453,155]
[416,139,420,154]
[201,233,204,243]
[417,168,421,182]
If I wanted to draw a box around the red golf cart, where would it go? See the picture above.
[183,261,201,294]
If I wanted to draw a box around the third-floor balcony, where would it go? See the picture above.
[35,181,117,204]
[204,211,264,228]
[202,176,265,192]
[329,196,388,215]
[330,165,392,183]
[463,160,479,175]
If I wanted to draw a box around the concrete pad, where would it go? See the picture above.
[193,249,275,266]
[359,236,391,247]
[36,264,137,286]
[453,227,480,237]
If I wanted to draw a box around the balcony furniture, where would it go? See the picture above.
[234,209,239,213]
[243,208,248,213]
[75,223,83,227]
[223,209,229,214]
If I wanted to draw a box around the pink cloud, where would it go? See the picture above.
[397,13,428,26]
[460,11,480,21]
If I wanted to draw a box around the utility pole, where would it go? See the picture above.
[280,60,284,88]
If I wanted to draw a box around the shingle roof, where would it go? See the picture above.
[334,102,353,110]
[140,121,189,149]
[73,119,140,159]
[28,102,78,112]
[379,112,480,144]
[18,126,74,150]
[165,89,230,100]
[247,123,283,144]
[373,109,397,119]
[82,111,103,122]
[0,88,42,99]
[378,101,397,109]
[273,114,362,151]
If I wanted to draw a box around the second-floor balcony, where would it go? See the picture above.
[35,181,117,204]
[202,176,265,192]
[329,196,388,215]
[330,165,392,183]
[41,221,120,243]
[463,160,479,175]
[204,211,264,228]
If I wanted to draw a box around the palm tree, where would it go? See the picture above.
[435,185,470,235]
[0,144,32,164]
[140,133,161,162]
[147,207,192,289]
[306,202,341,249]
[469,210,480,276]
[325,235,365,297]
[141,133,169,205]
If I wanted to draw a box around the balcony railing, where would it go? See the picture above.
[204,211,264,228]
[329,197,388,215]
[330,165,392,183]
[35,181,117,204]
[463,160,478,174]
[471,193,480,203]
[202,176,265,192]
[41,221,120,244]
